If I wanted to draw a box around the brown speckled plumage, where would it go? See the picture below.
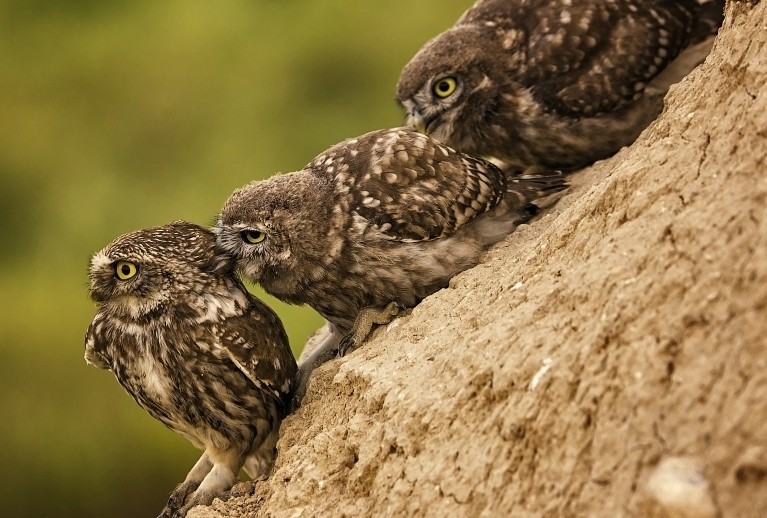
[215,128,566,402]
[84,221,296,518]
[397,0,724,171]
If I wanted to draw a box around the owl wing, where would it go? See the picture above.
[350,130,507,242]
[466,0,697,117]
[215,299,296,401]
[84,318,113,370]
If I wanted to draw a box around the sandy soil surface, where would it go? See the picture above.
[190,1,767,516]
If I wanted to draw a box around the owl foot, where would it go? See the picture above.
[160,479,240,517]
[158,453,241,518]
[158,481,199,518]
[220,480,256,501]
[166,488,218,518]
[338,302,402,357]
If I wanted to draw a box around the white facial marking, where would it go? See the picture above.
[90,251,113,271]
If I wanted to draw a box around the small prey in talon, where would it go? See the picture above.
[215,128,567,405]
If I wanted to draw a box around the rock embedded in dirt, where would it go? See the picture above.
[641,457,717,518]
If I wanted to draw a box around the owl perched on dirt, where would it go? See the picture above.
[216,128,566,399]
[84,221,296,518]
[397,0,724,171]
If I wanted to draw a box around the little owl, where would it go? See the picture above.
[397,0,724,171]
[84,221,296,518]
[215,128,566,403]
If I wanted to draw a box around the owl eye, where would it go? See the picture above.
[114,261,138,280]
[433,77,457,98]
[241,230,266,244]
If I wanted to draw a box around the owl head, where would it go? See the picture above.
[396,25,505,151]
[88,221,231,321]
[215,172,335,289]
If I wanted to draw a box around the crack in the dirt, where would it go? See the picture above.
[653,421,670,452]
[692,361,727,408]
[622,444,651,515]
[695,134,711,180]
[591,443,651,485]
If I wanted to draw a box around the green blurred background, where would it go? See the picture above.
[0,0,467,516]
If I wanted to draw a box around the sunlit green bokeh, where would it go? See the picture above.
[0,0,468,516]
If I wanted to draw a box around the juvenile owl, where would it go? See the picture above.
[397,0,724,171]
[216,128,566,399]
[84,221,296,518]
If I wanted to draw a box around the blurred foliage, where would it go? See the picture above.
[0,0,468,516]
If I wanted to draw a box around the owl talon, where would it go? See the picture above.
[171,505,193,518]
[220,480,256,501]
[337,335,357,357]
[168,481,198,508]
[289,392,303,412]
[158,480,199,517]
[338,302,403,357]
[167,488,219,518]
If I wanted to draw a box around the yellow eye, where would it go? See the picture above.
[433,77,457,98]
[114,261,137,280]
[241,230,266,244]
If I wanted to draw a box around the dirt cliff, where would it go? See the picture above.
[191,2,767,516]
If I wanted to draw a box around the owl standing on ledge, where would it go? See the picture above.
[215,128,567,403]
[397,0,724,171]
[85,221,296,518]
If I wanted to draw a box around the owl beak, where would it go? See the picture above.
[409,108,430,134]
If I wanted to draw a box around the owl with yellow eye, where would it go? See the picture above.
[85,221,296,518]
[397,0,724,171]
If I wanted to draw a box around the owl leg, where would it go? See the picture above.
[242,425,278,479]
[338,302,402,357]
[158,452,213,518]
[217,426,280,502]
[169,449,244,518]
[292,326,343,409]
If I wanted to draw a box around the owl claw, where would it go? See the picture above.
[158,480,201,518]
[338,302,403,357]
[165,489,218,518]
[171,506,192,518]
[337,335,357,357]
[220,480,256,501]
[171,505,195,518]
